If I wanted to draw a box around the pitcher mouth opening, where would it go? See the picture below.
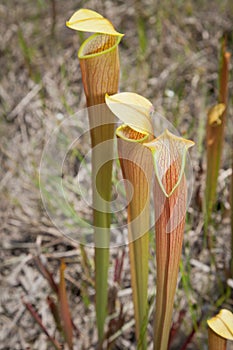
[116,125,150,143]
[78,33,121,59]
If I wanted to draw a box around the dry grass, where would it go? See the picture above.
[0,0,232,349]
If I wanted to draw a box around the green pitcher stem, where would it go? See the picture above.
[89,109,115,340]
[129,232,149,350]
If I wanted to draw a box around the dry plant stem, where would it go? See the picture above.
[117,135,153,349]
[208,328,227,350]
[154,164,187,350]
[47,296,63,333]
[180,314,202,350]
[79,34,120,340]
[59,260,73,350]
[168,309,186,347]
[34,256,58,294]
[23,301,61,350]
[205,41,231,228]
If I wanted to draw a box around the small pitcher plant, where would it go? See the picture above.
[207,309,233,350]
[204,37,230,238]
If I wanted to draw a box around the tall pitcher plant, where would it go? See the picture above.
[145,131,194,350]
[106,93,154,349]
[106,92,194,350]
[66,9,124,341]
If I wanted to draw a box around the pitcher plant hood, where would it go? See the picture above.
[144,130,194,197]
[66,9,124,37]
